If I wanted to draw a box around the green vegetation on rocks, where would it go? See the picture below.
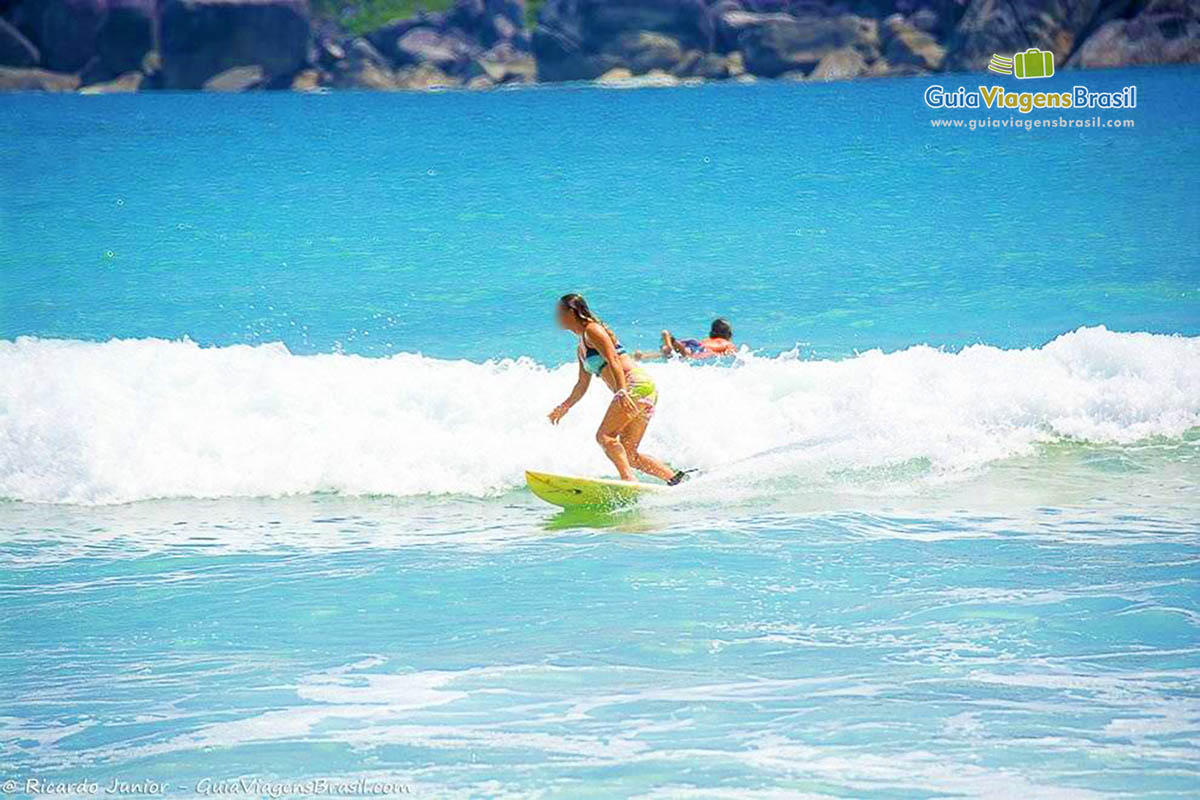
[312,0,544,35]
[312,0,452,35]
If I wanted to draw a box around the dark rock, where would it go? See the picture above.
[290,66,321,89]
[672,48,738,77]
[315,35,345,68]
[0,17,39,66]
[882,12,945,69]
[366,13,446,60]
[669,46,699,73]
[362,0,527,72]
[311,27,352,75]
[606,30,684,72]
[734,12,879,76]
[492,14,517,42]
[0,64,79,89]
[330,59,395,88]
[202,63,265,91]
[480,39,529,63]
[741,0,793,11]
[596,65,632,81]
[393,26,477,72]
[596,64,679,84]
[327,37,397,89]
[713,0,904,50]
[809,44,868,79]
[346,36,390,69]
[9,0,106,71]
[79,68,142,91]
[9,0,151,76]
[909,6,940,33]
[944,0,1104,71]
[446,0,527,49]
[534,0,714,81]
[713,0,829,13]
[581,0,714,48]
[726,49,746,74]
[140,47,159,74]
[361,0,530,78]
[1070,0,1200,67]
[533,26,613,81]
[865,56,929,76]
[160,0,310,89]
[394,60,457,88]
[470,44,537,82]
[870,0,965,37]
[93,0,154,80]
[714,7,780,52]
[632,67,679,84]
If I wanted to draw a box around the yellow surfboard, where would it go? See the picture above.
[525,470,666,509]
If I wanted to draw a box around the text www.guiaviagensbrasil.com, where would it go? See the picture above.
[931,116,1135,131]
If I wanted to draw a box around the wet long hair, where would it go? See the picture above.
[559,293,618,345]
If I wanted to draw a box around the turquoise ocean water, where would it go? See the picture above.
[2,68,1199,797]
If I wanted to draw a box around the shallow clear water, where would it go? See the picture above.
[3,70,1197,359]
[1,68,1199,797]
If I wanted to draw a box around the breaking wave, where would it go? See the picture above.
[1,326,1197,504]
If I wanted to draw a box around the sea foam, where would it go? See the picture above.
[1,327,1197,504]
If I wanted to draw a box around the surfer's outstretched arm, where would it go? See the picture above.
[549,357,590,425]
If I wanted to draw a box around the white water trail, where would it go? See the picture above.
[1,326,1197,504]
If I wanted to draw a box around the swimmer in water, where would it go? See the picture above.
[549,293,689,485]
[635,318,736,361]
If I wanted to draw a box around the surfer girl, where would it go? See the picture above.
[549,294,688,485]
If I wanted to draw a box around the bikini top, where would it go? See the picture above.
[581,337,625,376]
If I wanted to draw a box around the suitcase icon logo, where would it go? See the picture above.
[988,48,1055,79]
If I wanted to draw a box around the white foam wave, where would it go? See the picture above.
[1,326,1197,504]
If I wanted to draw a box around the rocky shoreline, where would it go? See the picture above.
[0,0,1197,93]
